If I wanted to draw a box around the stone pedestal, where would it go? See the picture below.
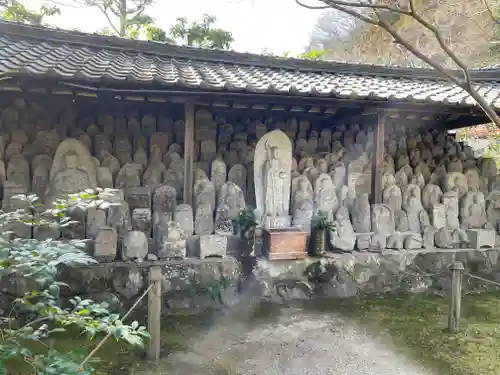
[158,239,186,259]
[94,226,117,262]
[466,229,495,249]
[198,235,228,259]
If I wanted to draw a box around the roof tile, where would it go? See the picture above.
[0,22,499,110]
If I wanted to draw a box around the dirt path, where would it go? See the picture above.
[143,306,434,375]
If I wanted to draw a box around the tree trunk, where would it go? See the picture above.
[118,0,127,37]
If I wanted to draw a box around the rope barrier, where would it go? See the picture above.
[80,283,154,368]
[462,272,500,288]
[380,254,453,277]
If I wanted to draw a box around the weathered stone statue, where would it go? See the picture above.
[218,181,246,220]
[45,139,97,205]
[254,130,292,228]
[215,203,233,235]
[444,172,468,198]
[351,194,371,233]
[314,174,338,220]
[263,142,286,215]
[403,184,429,233]
[383,184,402,212]
[422,184,443,211]
[372,204,395,235]
[460,191,487,229]
[330,206,355,252]
[291,175,313,232]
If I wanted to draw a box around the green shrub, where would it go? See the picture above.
[0,189,149,375]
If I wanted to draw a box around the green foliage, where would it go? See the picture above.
[0,189,149,375]
[312,211,336,232]
[481,124,500,168]
[235,207,259,239]
[261,48,327,61]
[169,14,234,49]
[80,0,154,36]
[297,49,328,61]
[85,1,232,49]
[0,0,60,25]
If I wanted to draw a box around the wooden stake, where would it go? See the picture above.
[147,266,162,362]
[448,261,464,333]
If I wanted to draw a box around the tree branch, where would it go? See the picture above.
[407,0,471,86]
[308,0,500,127]
[482,0,500,25]
[96,3,120,35]
[128,5,147,24]
[294,0,330,10]
[322,0,412,16]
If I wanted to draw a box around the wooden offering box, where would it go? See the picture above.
[262,228,308,260]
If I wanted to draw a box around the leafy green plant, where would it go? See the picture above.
[0,189,149,375]
[311,211,336,256]
[234,208,259,242]
[312,211,336,232]
[234,208,260,279]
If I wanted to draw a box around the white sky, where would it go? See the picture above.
[21,0,322,54]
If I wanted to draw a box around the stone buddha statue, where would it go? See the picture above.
[263,142,287,218]
[45,153,92,205]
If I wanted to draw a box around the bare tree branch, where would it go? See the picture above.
[482,0,500,25]
[95,3,120,35]
[301,0,500,127]
[407,0,471,85]
[295,0,330,10]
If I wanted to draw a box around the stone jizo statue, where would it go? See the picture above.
[263,141,287,218]
[46,152,94,205]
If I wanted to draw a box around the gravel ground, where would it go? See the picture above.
[149,307,435,375]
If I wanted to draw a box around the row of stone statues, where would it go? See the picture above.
[1,95,499,261]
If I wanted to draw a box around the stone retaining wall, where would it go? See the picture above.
[3,248,493,315]
[258,248,500,301]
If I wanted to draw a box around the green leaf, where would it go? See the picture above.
[48,283,60,297]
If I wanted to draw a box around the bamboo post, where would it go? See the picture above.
[147,266,162,362]
[448,261,464,333]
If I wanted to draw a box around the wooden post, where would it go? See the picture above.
[147,266,162,362]
[371,112,386,203]
[183,100,195,205]
[448,261,464,333]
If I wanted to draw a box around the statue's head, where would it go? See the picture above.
[64,154,77,169]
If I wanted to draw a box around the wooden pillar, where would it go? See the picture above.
[371,112,386,204]
[183,100,195,205]
[147,266,162,362]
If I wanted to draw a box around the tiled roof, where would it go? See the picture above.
[1,21,500,109]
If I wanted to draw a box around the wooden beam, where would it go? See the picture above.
[183,99,195,206]
[372,111,387,204]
